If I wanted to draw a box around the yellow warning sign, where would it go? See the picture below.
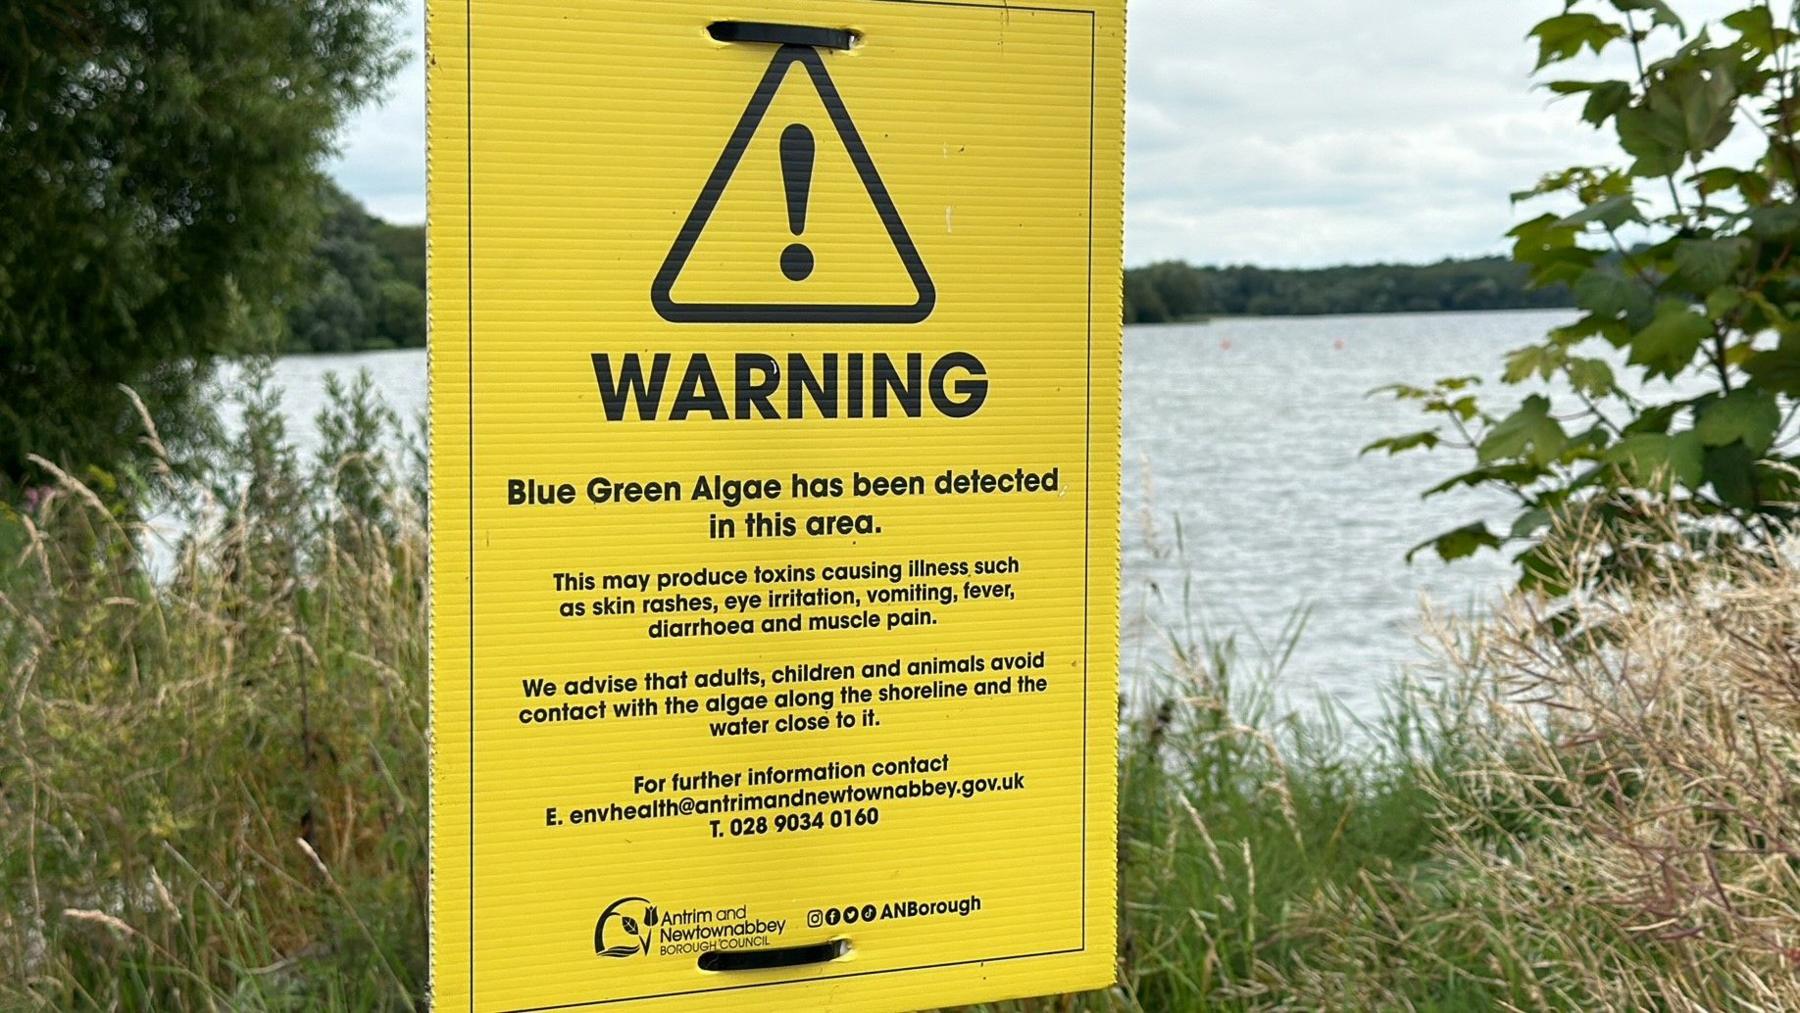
[427,3,1125,1010]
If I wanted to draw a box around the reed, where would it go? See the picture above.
[1,367,429,1010]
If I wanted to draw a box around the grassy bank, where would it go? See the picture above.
[3,377,1795,1010]
[1059,541,1799,1011]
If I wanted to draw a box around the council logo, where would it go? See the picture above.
[593,896,659,959]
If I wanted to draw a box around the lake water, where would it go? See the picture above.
[261,309,1575,718]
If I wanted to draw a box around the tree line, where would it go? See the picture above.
[1123,257,1574,323]
[284,183,426,353]
[288,199,1584,355]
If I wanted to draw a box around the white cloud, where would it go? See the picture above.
[327,0,425,223]
[328,0,1748,264]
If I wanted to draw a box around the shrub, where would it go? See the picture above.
[1374,2,1800,591]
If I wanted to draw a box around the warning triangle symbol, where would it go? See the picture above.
[651,45,936,325]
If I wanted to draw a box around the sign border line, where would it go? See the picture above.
[466,0,477,1006]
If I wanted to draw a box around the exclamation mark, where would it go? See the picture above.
[779,123,815,281]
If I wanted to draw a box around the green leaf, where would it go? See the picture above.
[1553,311,1633,349]
[1443,395,1481,421]
[1535,247,1606,287]
[1691,166,1746,196]
[1555,193,1642,230]
[1532,14,1625,70]
[1559,424,1612,460]
[1695,388,1781,453]
[1610,0,1683,30]
[1667,66,1737,155]
[1628,301,1713,379]
[1723,7,1777,51]
[1504,344,1564,382]
[1423,463,1550,498]
[1508,213,1603,285]
[1409,522,1502,564]
[1572,267,1651,321]
[1621,401,1683,436]
[1670,237,1748,291]
[1739,170,1773,206]
[1605,431,1705,488]
[1615,104,1688,177]
[1361,430,1441,456]
[1582,81,1634,125]
[1566,357,1617,396]
[1508,213,1579,252]
[1610,62,1738,177]
[1702,440,1760,508]
[1479,395,1569,466]
[1513,170,1579,203]
[1369,383,1434,401]
[1742,333,1800,395]
[1509,507,1553,539]
[1746,204,1800,242]
[1704,287,1743,319]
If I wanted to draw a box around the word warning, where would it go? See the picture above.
[427,2,1125,1010]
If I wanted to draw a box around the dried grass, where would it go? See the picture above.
[1258,525,1800,1011]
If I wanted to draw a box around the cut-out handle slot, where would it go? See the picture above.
[707,21,858,50]
[698,938,847,972]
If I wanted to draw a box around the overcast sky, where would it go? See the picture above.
[327,1,1731,268]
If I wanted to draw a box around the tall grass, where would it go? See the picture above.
[2,374,1794,1010]
[999,514,1799,1012]
[1,368,428,1010]
[976,585,1500,1012]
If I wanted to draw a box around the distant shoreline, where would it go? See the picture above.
[267,305,1581,360]
[278,187,1574,352]
[1124,304,1577,326]
[1124,255,1571,324]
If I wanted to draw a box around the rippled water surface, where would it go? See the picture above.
[260,309,1580,715]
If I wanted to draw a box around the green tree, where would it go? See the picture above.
[0,1,403,493]
[289,272,369,355]
[283,181,425,353]
[371,220,428,291]
[1124,270,1170,324]
[372,278,428,348]
[1372,0,1800,589]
